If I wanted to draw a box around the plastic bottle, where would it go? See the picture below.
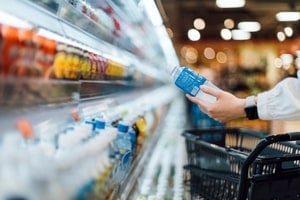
[15,28,38,77]
[170,66,219,103]
[128,126,137,157]
[122,113,139,157]
[91,117,119,198]
[113,121,132,183]
[0,25,20,76]
[69,117,118,200]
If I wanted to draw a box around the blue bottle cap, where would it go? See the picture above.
[95,119,105,129]
[117,122,129,133]
[85,120,96,131]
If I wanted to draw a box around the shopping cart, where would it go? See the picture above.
[182,127,300,200]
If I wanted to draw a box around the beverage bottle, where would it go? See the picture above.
[170,66,219,103]
[1,25,20,76]
[113,121,132,183]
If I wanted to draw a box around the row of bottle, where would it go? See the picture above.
[67,0,119,35]
[136,98,187,200]
[0,22,131,80]
[65,0,146,55]
[75,114,148,200]
[0,107,149,200]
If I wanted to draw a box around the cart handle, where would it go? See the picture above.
[238,132,300,200]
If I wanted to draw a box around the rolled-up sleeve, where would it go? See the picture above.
[257,71,300,120]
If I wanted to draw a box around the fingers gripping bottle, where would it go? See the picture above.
[171,66,219,103]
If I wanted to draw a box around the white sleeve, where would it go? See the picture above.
[257,70,300,120]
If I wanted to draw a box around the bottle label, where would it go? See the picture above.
[174,67,206,96]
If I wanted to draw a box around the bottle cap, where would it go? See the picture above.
[95,118,105,129]
[85,120,96,131]
[117,122,129,133]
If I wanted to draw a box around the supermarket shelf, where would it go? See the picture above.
[0,0,169,84]
[0,0,113,48]
[78,84,179,121]
[0,77,160,111]
[0,101,77,137]
[0,0,180,199]
[0,77,80,111]
[118,105,168,199]
[0,0,169,112]
[0,75,166,135]
[0,84,178,142]
[122,97,188,199]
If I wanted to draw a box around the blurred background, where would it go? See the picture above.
[158,0,300,133]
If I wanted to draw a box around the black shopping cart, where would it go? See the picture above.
[182,127,300,200]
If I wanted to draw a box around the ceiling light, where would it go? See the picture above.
[277,31,286,42]
[296,50,300,58]
[193,18,205,30]
[220,28,232,40]
[224,18,235,29]
[238,21,261,32]
[274,57,283,68]
[280,53,293,69]
[231,29,251,40]
[187,28,201,41]
[284,26,293,37]
[276,11,300,22]
[280,54,293,65]
[184,47,198,64]
[216,52,227,63]
[216,0,245,8]
[204,47,215,59]
[295,58,300,69]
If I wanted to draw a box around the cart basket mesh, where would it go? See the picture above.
[182,127,300,200]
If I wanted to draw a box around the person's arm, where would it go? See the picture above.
[186,70,300,122]
[257,75,300,120]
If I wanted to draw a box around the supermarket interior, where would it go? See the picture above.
[1,0,300,200]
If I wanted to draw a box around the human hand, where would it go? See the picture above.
[186,85,246,122]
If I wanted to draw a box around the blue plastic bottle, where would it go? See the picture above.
[128,127,137,157]
[113,121,133,182]
[171,66,219,103]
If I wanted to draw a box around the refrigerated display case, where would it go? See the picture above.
[0,0,184,199]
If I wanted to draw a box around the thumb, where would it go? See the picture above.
[200,85,221,98]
